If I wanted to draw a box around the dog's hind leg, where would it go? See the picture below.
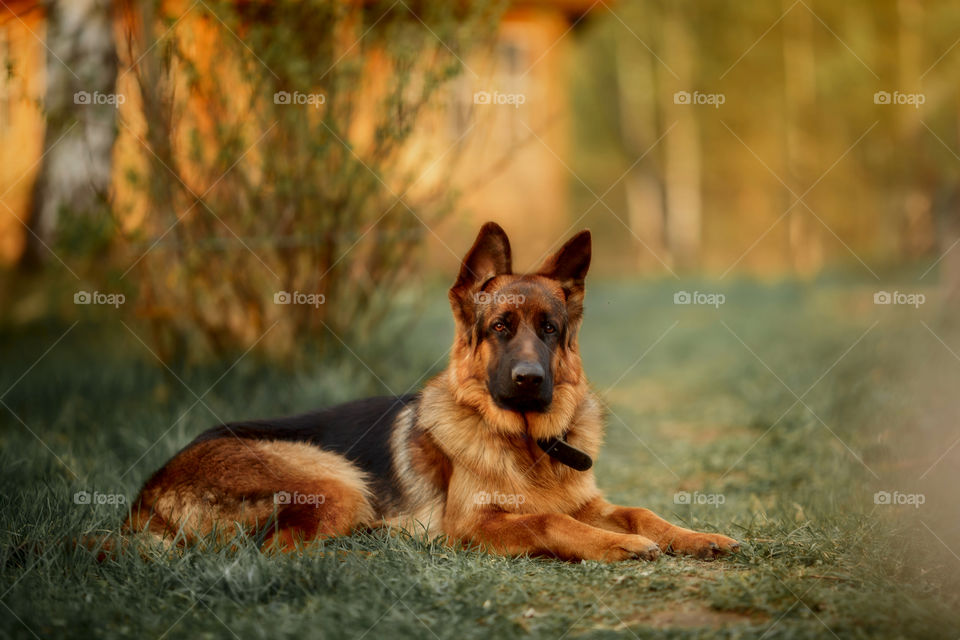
[257,475,375,552]
[126,439,375,552]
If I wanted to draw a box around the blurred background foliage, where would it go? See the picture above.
[567,0,960,277]
[0,0,958,364]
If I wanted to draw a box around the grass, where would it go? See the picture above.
[2,276,959,639]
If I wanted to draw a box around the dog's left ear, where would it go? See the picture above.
[537,230,591,322]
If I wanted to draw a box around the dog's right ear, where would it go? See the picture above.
[448,222,512,330]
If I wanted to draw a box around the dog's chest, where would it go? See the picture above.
[457,439,596,515]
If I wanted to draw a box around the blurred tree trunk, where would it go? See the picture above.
[937,187,960,305]
[896,0,936,260]
[615,9,670,271]
[660,3,700,270]
[22,0,117,266]
[781,0,822,276]
[935,106,960,305]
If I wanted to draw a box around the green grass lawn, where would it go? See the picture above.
[2,277,959,639]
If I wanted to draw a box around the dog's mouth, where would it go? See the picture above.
[493,394,551,414]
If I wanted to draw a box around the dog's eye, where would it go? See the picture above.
[493,321,506,333]
[543,323,556,334]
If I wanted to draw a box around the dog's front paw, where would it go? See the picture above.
[667,533,740,560]
[598,534,661,562]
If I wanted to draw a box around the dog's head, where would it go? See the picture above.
[448,222,591,435]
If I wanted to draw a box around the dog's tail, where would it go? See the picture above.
[75,531,130,562]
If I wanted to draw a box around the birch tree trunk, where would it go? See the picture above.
[22,0,117,266]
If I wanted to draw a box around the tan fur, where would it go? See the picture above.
[383,405,446,537]
[125,439,374,550]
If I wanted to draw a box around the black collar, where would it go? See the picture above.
[535,436,593,471]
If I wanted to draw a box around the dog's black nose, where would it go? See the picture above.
[511,362,544,388]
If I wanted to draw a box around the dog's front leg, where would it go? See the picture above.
[573,498,740,559]
[450,512,660,562]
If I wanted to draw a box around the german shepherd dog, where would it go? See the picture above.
[125,223,740,561]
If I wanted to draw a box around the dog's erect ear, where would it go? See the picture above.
[537,230,591,326]
[537,230,591,297]
[449,222,512,329]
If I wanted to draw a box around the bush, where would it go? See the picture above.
[117,0,501,363]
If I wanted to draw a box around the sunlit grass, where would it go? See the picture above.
[1,277,958,638]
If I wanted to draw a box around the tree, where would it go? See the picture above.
[22,0,117,266]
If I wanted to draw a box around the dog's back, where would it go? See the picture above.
[126,395,420,549]
[190,394,417,509]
